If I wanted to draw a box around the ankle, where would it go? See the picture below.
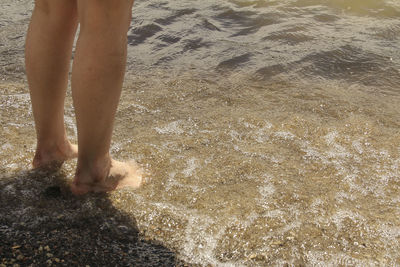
[76,154,112,182]
[36,138,71,156]
[36,133,70,149]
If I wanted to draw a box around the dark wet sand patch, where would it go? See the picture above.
[0,169,195,267]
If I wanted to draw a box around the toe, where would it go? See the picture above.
[70,180,90,196]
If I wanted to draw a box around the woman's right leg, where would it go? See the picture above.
[70,0,142,195]
[26,0,79,169]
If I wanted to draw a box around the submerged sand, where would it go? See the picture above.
[1,0,400,266]
[0,168,190,266]
[2,74,400,266]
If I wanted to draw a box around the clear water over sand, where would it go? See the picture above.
[1,0,400,266]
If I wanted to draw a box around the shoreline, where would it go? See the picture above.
[2,0,400,265]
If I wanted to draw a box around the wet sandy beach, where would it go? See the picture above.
[1,0,400,266]
[0,167,190,266]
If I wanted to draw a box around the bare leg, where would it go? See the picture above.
[70,0,142,195]
[26,0,78,169]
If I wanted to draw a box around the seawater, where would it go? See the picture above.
[1,0,400,266]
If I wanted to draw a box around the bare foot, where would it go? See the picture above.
[32,141,78,170]
[70,158,143,195]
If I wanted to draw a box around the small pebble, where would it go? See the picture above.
[46,253,53,258]
[270,240,283,247]
[249,253,265,261]
[54,258,60,263]
[16,255,24,260]
[44,245,50,251]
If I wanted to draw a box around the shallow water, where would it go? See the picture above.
[1,0,400,266]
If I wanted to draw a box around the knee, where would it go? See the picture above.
[34,0,78,23]
[78,0,133,36]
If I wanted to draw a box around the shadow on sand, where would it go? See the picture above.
[0,168,188,266]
